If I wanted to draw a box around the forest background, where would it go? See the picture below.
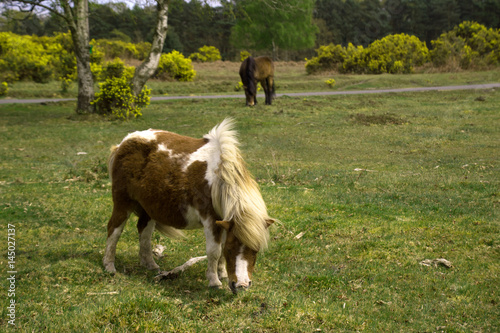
[2,0,499,61]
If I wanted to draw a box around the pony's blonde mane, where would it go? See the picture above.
[207,118,270,251]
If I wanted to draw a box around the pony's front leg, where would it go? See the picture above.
[203,223,223,288]
[217,229,228,280]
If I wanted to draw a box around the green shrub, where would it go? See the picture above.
[362,34,429,74]
[234,81,244,91]
[325,78,336,88]
[156,51,196,81]
[51,33,77,80]
[189,45,222,62]
[59,76,72,94]
[306,34,428,74]
[89,40,105,64]
[431,21,500,69]
[92,75,151,119]
[0,32,54,83]
[341,43,366,74]
[305,44,346,74]
[92,58,135,82]
[91,63,104,81]
[102,58,126,80]
[0,82,8,96]
[240,51,251,62]
[92,39,151,60]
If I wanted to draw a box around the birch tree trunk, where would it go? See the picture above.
[131,0,169,97]
[61,0,95,113]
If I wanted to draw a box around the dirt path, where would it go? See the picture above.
[1,83,499,105]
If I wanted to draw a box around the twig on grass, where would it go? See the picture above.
[86,291,119,296]
[154,256,207,282]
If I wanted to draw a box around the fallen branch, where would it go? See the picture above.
[419,258,452,268]
[153,244,167,258]
[154,256,207,282]
[294,231,306,240]
[87,291,119,296]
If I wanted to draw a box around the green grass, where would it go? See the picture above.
[3,61,500,99]
[1,77,499,332]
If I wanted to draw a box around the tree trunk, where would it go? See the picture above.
[63,0,95,113]
[131,0,169,97]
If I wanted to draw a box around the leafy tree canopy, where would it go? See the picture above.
[231,0,317,57]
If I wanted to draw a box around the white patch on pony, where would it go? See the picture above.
[121,129,158,144]
[183,141,220,186]
[235,246,251,288]
[158,141,187,160]
[157,143,170,152]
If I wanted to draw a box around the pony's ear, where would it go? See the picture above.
[216,220,233,231]
[265,218,275,229]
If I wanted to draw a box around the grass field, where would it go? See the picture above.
[1,65,499,332]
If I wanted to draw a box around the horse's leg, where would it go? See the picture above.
[203,221,223,288]
[217,231,228,279]
[262,79,270,105]
[103,207,130,273]
[218,254,228,280]
[254,80,258,105]
[137,213,159,271]
[244,88,251,106]
[268,76,275,105]
[264,77,274,105]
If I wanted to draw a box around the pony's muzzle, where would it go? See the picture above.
[230,281,252,294]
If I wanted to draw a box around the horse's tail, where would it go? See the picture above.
[246,56,257,95]
[108,145,119,182]
[155,222,185,239]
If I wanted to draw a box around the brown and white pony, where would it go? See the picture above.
[103,119,274,293]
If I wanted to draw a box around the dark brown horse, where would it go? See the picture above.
[239,56,275,106]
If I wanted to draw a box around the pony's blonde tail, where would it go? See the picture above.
[155,223,185,239]
[108,145,119,182]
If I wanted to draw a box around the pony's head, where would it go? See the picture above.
[244,80,257,106]
[217,219,274,294]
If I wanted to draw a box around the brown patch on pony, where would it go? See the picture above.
[154,131,209,154]
[109,132,209,233]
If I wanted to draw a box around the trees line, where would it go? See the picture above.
[1,0,499,115]
[2,0,499,61]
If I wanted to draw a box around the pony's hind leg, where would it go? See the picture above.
[218,255,228,280]
[264,77,274,105]
[103,207,130,273]
[137,213,160,271]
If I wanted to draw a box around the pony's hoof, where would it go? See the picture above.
[208,279,223,289]
[140,259,160,271]
[209,284,222,290]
